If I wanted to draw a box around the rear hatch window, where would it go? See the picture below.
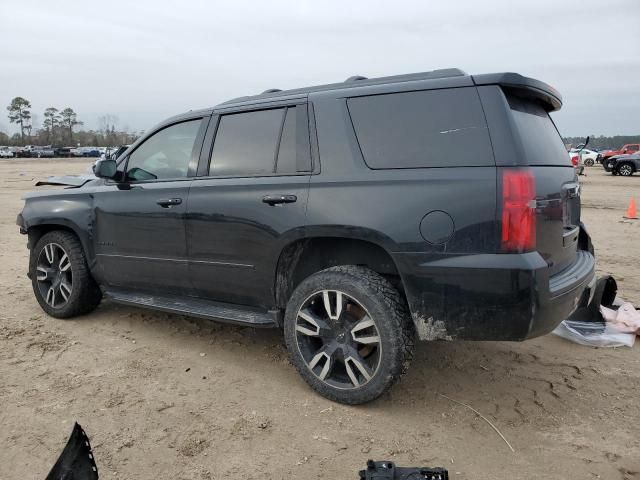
[347,87,494,169]
[506,93,571,166]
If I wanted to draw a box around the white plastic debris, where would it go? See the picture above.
[552,319,635,347]
[553,299,639,347]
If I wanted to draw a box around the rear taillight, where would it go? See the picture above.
[571,155,579,166]
[501,169,536,252]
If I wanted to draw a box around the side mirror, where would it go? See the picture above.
[94,159,117,179]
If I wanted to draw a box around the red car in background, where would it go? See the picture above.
[598,143,640,163]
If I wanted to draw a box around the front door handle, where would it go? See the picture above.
[262,194,297,206]
[156,198,182,208]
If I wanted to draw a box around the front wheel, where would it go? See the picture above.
[29,230,102,318]
[584,158,594,167]
[284,266,415,404]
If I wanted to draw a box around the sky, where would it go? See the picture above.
[1,0,639,137]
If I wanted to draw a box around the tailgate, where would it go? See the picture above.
[531,166,580,275]
[505,92,580,275]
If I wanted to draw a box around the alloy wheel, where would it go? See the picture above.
[36,243,73,308]
[294,290,382,390]
[619,164,633,176]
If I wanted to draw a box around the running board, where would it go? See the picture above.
[104,288,278,328]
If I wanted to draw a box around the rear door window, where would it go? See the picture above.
[347,87,494,169]
[210,108,283,176]
[275,105,312,174]
[209,105,311,177]
[275,107,297,174]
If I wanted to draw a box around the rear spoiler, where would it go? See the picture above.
[472,72,563,112]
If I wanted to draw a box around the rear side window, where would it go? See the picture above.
[507,93,570,166]
[347,87,494,169]
[209,105,311,177]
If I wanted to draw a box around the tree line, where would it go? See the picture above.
[2,96,141,147]
[562,135,640,150]
[4,96,637,151]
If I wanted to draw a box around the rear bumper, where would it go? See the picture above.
[393,248,595,341]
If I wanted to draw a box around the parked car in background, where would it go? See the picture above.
[570,148,599,166]
[604,152,640,176]
[599,143,640,164]
[0,147,14,158]
[81,147,101,158]
[15,145,35,157]
[54,147,73,158]
[31,146,56,158]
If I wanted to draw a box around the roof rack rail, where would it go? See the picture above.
[345,75,368,82]
[261,88,282,94]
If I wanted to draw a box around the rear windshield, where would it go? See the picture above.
[506,92,571,166]
[347,87,494,169]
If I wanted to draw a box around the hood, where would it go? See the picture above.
[35,174,96,188]
[608,153,638,161]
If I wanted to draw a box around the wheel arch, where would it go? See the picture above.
[273,232,404,311]
[616,161,635,175]
[24,220,93,265]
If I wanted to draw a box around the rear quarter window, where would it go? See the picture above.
[347,87,494,169]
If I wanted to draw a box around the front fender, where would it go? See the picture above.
[18,192,95,265]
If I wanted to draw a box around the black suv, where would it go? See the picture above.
[17,69,596,404]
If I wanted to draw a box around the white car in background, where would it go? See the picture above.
[0,147,14,158]
[570,148,599,166]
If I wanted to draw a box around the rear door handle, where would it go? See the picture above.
[156,198,182,208]
[262,194,297,206]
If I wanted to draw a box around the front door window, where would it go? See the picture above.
[126,119,202,181]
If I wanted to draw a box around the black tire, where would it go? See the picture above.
[584,158,594,167]
[617,163,634,177]
[29,230,102,318]
[284,265,415,404]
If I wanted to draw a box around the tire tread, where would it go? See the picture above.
[284,265,415,404]
[30,230,101,318]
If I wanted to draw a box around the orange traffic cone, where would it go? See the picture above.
[623,198,638,219]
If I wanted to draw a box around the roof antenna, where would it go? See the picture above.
[345,75,367,82]
[262,88,282,94]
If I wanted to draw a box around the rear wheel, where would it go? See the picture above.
[284,265,415,404]
[617,163,634,176]
[584,158,594,167]
[29,230,101,318]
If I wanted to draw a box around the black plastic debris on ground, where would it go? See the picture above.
[46,422,99,480]
[359,460,448,480]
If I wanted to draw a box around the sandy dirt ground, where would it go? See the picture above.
[0,159,638,480]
